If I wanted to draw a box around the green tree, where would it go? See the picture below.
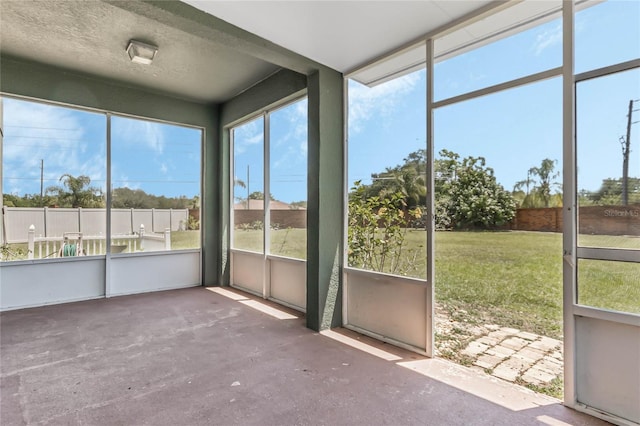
[443,155,516,229]
[248,191,275,200]
[513,169,537,208]
[586,177,640,205]
[366,149,427,209]
[1,193,56,207]
[111,187,194,209]
[352,148,515,230]
[517,158,561,208]
[383,167,426,209]
[47,174,104,208]
[112,187,152,208]
[432,149,461,229]
[289,200,307,209]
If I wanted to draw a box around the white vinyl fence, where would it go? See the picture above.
[25,224,170,259]
[2,207,188,244]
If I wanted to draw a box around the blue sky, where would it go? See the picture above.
[2,1,639,204]
[232,99,308,204]
[2,100,201,199]
[349,0,639,195]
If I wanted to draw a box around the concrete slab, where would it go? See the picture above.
[1,287,607,426]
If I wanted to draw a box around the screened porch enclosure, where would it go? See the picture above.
[344,1,639,424]
[0,1,638,425]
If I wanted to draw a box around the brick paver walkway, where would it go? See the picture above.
[461,326,563,387]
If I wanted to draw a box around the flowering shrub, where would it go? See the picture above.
[348,181,422,275]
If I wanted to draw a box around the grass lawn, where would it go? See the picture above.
[231,228,639,339]
[434,231,564,338]
[4,228,637,339]
[234,228,307,259]
[171,230,201,250]
[412,231,637,338]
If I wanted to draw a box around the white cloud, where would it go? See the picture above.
[348,72,421,134]
[233,118,264,154]
[271,99,308,170]
[112,170,136,190]
[112,117,165,155]
[532,22,562,56]
[2,97,100,194]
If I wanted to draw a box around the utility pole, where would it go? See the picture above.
[40,159,44,206]
[621,99,636,206]
[246,164,250,210]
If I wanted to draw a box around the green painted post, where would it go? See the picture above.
[306,68,344,331]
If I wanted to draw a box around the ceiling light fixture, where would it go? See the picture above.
[126,40,158,65]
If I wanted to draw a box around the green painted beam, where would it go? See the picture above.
[0,55,214,126]
[220,69,307,127]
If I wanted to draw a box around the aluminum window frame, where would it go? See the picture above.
[0,93,205,265]
[573,60,640,318]
[228,94,309,261]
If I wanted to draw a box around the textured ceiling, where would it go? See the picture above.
[0,0,281,103]
[2,1,570,103]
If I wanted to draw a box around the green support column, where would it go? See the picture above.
[214,114,230,286]
[203,105,221,287]
[306,68,344,331]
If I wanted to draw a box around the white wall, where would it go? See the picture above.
[0,258,105,310]
[269,256,306,311]
[576,316,640,424]
[345,269,427,353]
[109,251,200,296]
[1,251,201,310]
[231,250,264,295]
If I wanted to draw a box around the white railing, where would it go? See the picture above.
[26,224,170,259]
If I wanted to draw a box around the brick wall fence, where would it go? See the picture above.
[234,210,307,229]
[512,205,640,235]
[511,208,564,232]
[232,206,639,235]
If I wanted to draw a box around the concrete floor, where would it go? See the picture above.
[1,287,609,426]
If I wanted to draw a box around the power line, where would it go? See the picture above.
[4,125,78,131]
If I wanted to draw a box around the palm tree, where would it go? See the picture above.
[529,159,560,208]
[377,166,426,209]
[47,174,104,208]
[514,170,536,207]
